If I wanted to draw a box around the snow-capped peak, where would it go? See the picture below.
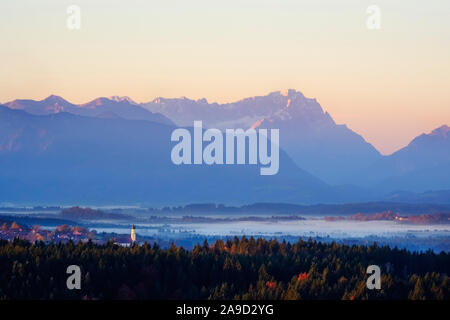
[109,96,138,105]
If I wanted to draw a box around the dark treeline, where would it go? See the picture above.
[0,237,448,300]
[150,202,450,215]
[2,201,450,216]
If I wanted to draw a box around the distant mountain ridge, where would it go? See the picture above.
[360,125,450,192]
[4,90,383,184]
[5,95,173,125]
[142,89,382,184]
[0,105,351,205]
[148,201,450,215]
[2,91,449,197]
[383,189,450,204]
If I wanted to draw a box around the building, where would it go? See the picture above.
[131,225,136,243]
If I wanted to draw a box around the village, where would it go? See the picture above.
[0,220,139,245]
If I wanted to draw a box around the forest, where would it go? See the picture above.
[0,237,448,300]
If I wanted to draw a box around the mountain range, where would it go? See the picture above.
[142,90,384,184]
[362,124,450,192]
[5,95,173,125]
[0,105,346,205]
[1,90,449,205]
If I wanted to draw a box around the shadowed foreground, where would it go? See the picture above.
[0,238,448,300]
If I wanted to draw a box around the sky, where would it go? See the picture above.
[1,0,449,155]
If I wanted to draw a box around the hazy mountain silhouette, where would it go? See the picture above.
[383,189,450,204]
[5,95,173,125]
[3,91,449,198]
[0,105,355,205]
[4,91,383,185]
[142,89,382,184]
[363,125,450,192]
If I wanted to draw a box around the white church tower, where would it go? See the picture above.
[131,225,136,243]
